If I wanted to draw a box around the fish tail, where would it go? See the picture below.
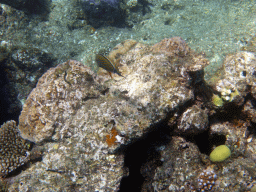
[118,73,125,77]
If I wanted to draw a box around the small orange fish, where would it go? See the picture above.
[95,54,124,78]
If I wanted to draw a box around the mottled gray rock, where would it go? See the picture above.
[210,121,249,158]
[177,105,208,135]
[152,136,211,191]
[152,136,256,192]
[243,100,256,123]
[11,47,53,71]
[151,51,256,192]
[210,51,256,108]
[246,134,256,162]
[108,37,209,125]
[14,60,125,191]
[215,157,256,192]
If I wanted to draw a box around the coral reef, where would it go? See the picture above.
[0,120,30,177]
[190,168,217,192]
[143,50,256,191]
[12,37,210,191]
[109,37,208,121]
[19,37,206,144]
[0,0,255,189]
[4,38,256,191]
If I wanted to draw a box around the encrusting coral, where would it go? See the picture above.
[18,60,102,143]
[0,120,31,177]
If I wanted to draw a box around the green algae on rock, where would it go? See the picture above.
[0,120,31,177]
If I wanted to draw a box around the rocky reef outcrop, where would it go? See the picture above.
[1,37,256,191]
[80,0,126,28]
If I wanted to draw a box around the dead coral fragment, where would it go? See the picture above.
[0,120,30,177]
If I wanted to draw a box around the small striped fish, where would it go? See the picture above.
[95,54,124,78]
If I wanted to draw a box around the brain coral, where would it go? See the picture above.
[18,60,102,143]
[0,120,31,177]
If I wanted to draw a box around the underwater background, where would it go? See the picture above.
[0,0,256,191]
[1,0,255,76]
[1,0,253,120]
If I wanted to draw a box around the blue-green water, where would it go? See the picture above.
[0,0,255,79]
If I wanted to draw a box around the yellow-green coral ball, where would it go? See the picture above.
[209,145,231,162]
[212,94,224,107]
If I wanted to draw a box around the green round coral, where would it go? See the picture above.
[210,145,231,162]
[212,94,224,107]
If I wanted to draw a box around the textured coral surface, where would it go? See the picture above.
[4,38,256,191]
[18,60,101,143]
